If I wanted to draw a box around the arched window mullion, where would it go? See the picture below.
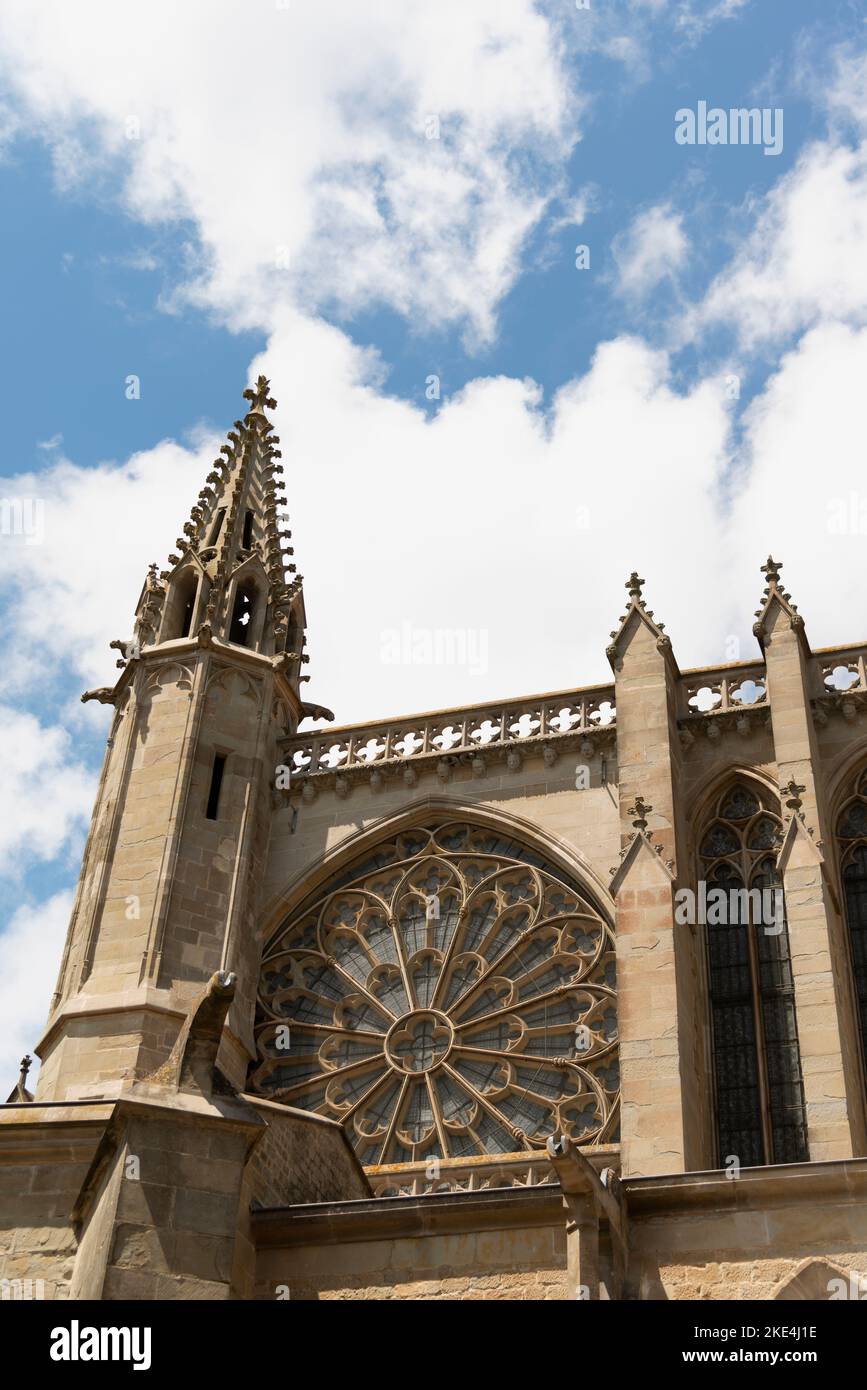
[700,783,808,1168]
[840,839,867,1076]
[750,857,808,1165]
[252,820,618,1170]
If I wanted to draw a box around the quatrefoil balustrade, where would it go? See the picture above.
[252,822,619,1166]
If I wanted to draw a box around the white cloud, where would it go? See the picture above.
[0,0,578,346]
[0,707,94,876]
[0,313,736,725]
[0,439,219,694]
[673,0,750,40]
[0,892,71,1090]
[612,202,689,298]
[685,37,867,352]
[816,44,867,134]
[626,0,750,41]
[601,35,651,81]
[726,320,867,641]
[686,141,867,348]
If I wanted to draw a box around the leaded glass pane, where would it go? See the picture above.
[253,820,617,1164]
[703,790,808,1167]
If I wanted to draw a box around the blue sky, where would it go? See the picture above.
[0,0,837,464]
[1,0,867,1079]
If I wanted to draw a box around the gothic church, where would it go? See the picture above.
[3,378,867,1301]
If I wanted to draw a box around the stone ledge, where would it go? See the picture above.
[252,1183,565,1247]
[625,1156,867,1216]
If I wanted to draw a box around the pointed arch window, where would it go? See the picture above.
[251,821,619,1169]
[163,568,199,641]
[837,770,867,1074]
[229,577,258,647]
[699,783,808,1167]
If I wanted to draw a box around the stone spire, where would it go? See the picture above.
[126,376,307,678]
[752,554,804,652]
[606,569,673,670]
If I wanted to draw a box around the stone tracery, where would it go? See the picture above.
[251,821,618,1165]
[837,768,867,1074]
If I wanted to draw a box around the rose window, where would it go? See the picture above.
[251,821,619,1166]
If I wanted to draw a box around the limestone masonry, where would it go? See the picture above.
[3,378,867,1301]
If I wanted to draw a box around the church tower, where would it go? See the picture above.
[37,376,312,1099]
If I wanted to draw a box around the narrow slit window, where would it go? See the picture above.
[208,507,226,546]
[206,754,227,821]
[179,581,196,638]
[242,509,254,549]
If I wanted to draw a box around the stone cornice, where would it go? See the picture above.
[625,1156,867,1216]
[251,1182,565,1247]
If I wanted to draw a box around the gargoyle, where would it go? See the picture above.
[300,700,335,722]
[81,687,117,706]
[149,970,237,1098]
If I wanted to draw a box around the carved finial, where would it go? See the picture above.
[628,796,651,831]
[7,1054,33,1103]
[781,777,806,813]
[625,571,645,603]
[243,373,277,418]
[761,555,782,588]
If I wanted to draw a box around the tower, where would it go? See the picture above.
[37,376,311,1100]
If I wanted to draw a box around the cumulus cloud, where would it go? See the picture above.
[726,321,867,639]
[688,142,867,349]
[612,203,689,298]
[0,435,220,693]
[0,707,94,876]
[0,0,578,346]
[0,892,71,1087]
[0,311,736,727]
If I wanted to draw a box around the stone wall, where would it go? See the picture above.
[0,1101,113,1300]
[251,1157,867,1302]
[628,1159,867,1299]
[253,1187,568,1301]
[231,1099,369,1299]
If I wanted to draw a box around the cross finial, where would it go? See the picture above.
[625,571,645,603]
[243,374,277,417]
[628,796,651,831]
[9,1054,33,1102]
[781,778,805,812]
[761,555,782,587]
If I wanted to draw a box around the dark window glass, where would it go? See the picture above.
[702,785,808,1167]
[842,844,867,1071]
[206,754,227,820]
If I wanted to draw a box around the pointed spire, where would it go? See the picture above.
[606,569,672,669]
[131,377,309,679]
[753,555,804,650]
